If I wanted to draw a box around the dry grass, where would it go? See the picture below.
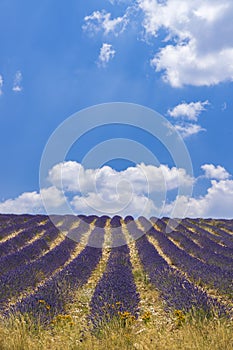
[0,310,232,350]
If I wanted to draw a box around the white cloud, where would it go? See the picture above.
[0,187,66,214]
[138,0,231,39]
[0,161,193,216]
[0,191,42,214]
[48,161,194,194]
[40,186,67,209]
[168,101,209,121]
[1,161,233,218]
[71,192,157,217]
[167,101,208,139]
[164,179,233,218]
[83,10,128,36]
[204,179,233,217]
[13,71,23,92]
[48,161,193,216]
[98,43,116,66]
[139,0,233,87]
[0,75,3,95]
[83,1,233,86]
[201,164,230,180]
[174,123,205,138]
[152,42,233,87]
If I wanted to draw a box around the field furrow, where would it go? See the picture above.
[89,217,140,328]
[7,218,104,322]
[0,213,231,342]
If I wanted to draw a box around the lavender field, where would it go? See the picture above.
[0,214,232,349]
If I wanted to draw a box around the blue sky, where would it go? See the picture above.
[0,0,233,218]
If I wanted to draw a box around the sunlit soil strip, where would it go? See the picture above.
[165,238,233,312]
[163,220,233,268]
[19,225,53,245]
[214,221,233,235]
[121,221,173,332]
[66,219,112,333]
[2,229,47,254]
[157,220,206,261]
[0,218,50,243]
[158,220,232,286]
[45,218,81,252]
[146,227,233,316]
[0,220,81,278]
[36,219,49,226]
[0,220,50,246]
[198,222,233,243]
[180,234,206,250]
[133,220,229,322]
[8,219,81,267]
[0,228,25,244]
[5,222,94,311]
[161,219,220,249]
[167,235,205,262]
[139,220,232,306]
[218,225,233,235]
[185,219,222,239]
[54,218,67,228]
[183,221,227,248]
[201,223,223,237]
[160,227,213,266]
[136,220,173,266]
[152,220,201,264]
[29,221,94,288]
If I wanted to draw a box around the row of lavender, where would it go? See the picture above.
[0,215,94,315]
[90,216,140,327]
[129,218,229,317]
[0,214,232,326]
[155,218,233,269]
[140,217,233,297]
[11,216,108,324]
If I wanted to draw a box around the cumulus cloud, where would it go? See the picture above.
[174,123,205,138]
[71,193,157,217]
[48,161,194,193]
[98,43,116,66]
[139,0,233,87]
[49,161,160,216]
[0,161,233,218]
[0,161,194,217]
[0,75,3,95]
[201,164,230,180]
[0,191,42,214]
[12,71,23,92]
[168,101,209,121]
[164,179,233,218]
[47,161,194,216]
[83,10,128,36]
[168,101,208,138]
[83,0,233,86]
[152,42,233,87]
[0,187,66,214]
[40,186,67,209]
[138,0,231,43]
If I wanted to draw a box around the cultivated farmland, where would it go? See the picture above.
[0,214,232,350]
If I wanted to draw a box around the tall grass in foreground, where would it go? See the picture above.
[0,312,232,350]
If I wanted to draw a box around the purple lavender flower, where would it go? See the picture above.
[89,245,140,328]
